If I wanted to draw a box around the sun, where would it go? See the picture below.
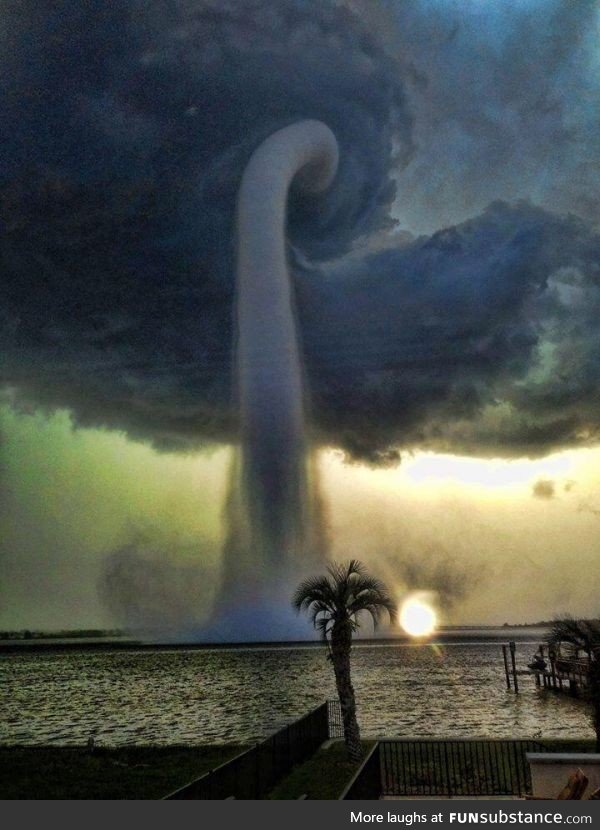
[400,597,437,637]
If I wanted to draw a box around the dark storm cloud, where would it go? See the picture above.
[390,0,600,233]
[0,0,410,449]
[305,202,600,461]
[532,480,555,500]
[1,1,600,462]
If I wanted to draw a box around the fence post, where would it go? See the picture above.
[254,744,260,799]
[443,742,453,798]
[511,741,522,796]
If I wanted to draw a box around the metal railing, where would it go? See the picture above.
[164,701,331,799]
[341,739,548,799]
[328,698,344,738]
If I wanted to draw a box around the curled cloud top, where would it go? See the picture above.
[1,1,600,461]
[1,0,410,445]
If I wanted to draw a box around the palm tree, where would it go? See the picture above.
[547,616,600,751]
[292,559,396,762]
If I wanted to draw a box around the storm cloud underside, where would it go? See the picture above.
[2,0,600,465]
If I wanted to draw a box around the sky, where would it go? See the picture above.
[1,0,599,633]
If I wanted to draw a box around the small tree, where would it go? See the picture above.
[547,616,600,751]
[292,560,396,762]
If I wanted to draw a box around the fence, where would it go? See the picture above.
[341,739,548,799]
[328,698,344,738]
[165,701,334,799]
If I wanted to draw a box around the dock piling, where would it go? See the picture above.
[509,641,519,694]
[502,644,511,690]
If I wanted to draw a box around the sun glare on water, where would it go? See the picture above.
[400,597,437,638]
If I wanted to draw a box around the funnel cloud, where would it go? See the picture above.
[1,1,600,635]
[214,121,338,638]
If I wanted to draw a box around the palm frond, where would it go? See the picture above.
[307,599,332,627]
[326,559,365,583]
[347,573,396,628]
[293,559,396,636]
[548,616,600,657]
[292,575,335,612]
[315,615,332,642]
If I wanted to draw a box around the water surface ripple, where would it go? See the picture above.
[1,642,592,745]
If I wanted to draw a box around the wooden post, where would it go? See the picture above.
[549,647,557,689]
[502,644,511,690]
[509,641,519,694]
[536,644,544,688]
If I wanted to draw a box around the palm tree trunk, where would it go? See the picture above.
[331,622,363,763]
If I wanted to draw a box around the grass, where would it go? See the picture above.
[0,745,245,800]
[268,739,597,800]
[2,739,595,800]
[268,740,370,800]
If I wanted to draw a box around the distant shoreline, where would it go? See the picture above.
[0,622,555,641]
[0,625,550,654]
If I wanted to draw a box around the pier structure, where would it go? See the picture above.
[532,644,591,695]
[502,641,591,696]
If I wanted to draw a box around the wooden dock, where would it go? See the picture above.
[502,642,591,697]
[532,652,591,696]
